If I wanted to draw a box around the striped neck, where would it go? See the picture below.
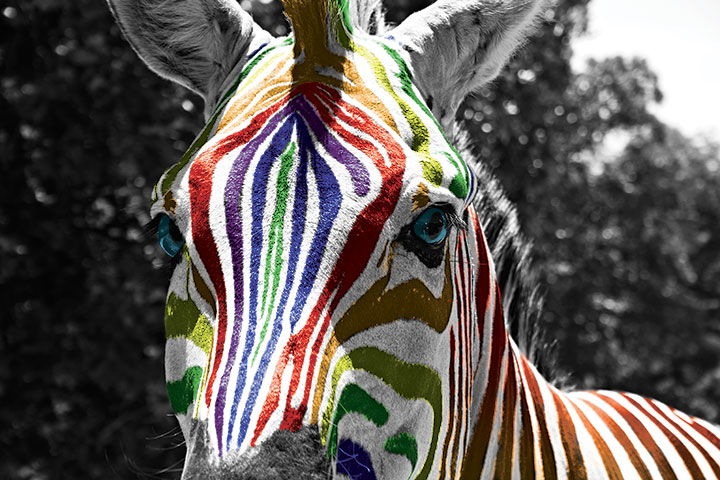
[462,302,720,479]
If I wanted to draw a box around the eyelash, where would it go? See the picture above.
[445,209,466,231]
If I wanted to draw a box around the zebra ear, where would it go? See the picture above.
[108,0,272,107]
[391,0,546,126]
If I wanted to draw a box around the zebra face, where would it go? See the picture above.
[150,32,488,474]
[110,0,548,475]
[114,1,720,478]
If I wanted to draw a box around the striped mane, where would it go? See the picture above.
[282,0,386,53]
[282,0,350,61]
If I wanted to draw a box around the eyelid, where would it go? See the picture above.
[144,213,186,266]
[418,203,465,231]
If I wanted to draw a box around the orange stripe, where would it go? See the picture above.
[550,389,588,480]
[521,361,558,480]
[439,328,457,479]
[494,359,518,478]
[622,395,704,479]
[517,370,536,480]
[595,393,677,480]
[451,311,465,475]
[684,417,720,452]
[571,398,624,480]
[578,397,654,480]
[644,401,720,478]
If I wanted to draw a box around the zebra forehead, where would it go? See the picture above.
[152,30,476,215]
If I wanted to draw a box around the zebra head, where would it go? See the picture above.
[109,0,546,477]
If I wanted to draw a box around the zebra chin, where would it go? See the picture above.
[181,420,331,480]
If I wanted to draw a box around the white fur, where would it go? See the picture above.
[391,0,548,129]
[107,0,272,109]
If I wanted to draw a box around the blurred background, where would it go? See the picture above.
[1,0,719,478]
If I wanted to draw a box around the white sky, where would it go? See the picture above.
[571,0,720,139]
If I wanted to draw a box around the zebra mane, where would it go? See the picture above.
[283,0,386,34]
[344,0,387,35]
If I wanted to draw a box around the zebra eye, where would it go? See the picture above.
[158,214,185,258]
[413,207,448,245]
[400,206,454,269]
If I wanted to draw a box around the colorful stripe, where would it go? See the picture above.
[152,1,720,478]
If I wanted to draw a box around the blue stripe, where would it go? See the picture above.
[226,116,298,447]
[229,96,343,448]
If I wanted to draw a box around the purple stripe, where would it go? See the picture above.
[295,96,370,196]
[215,88,372,452]
[215,101,287,452]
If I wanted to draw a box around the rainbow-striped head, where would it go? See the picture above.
[109,0,544,476]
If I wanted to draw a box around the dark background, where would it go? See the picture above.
[1,0,719,478]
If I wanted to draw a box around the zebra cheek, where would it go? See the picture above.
[163,257,215,422]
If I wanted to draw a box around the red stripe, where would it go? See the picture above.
[189,95,289,411]
[460,285,507,477]
[251,83,406,441]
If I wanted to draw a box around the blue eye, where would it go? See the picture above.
[413,207,448,245]
[158,214,185,258]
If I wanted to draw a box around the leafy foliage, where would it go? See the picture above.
[1,0,718,478]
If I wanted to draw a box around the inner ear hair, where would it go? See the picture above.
[108,0,272,105]
[391,0,548,126]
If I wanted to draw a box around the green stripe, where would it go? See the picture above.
[334,0,354,43]
[167,366,203,414]
[384,432,419,473]
[444,152,469,199]
[252,141,296,365]
[380,44,436,125]
[327,383,389,457]
[380,42,470,198]
[322,347,442,480]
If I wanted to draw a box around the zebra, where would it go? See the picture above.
[108,0,720,478]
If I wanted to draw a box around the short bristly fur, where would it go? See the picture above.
[392,0,546,128]
[108,0,272,114]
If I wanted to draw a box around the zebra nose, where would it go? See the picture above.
[181,422,330,479]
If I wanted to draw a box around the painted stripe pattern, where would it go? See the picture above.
[149,0,720,478]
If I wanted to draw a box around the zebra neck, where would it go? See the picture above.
[462,287,557,477]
